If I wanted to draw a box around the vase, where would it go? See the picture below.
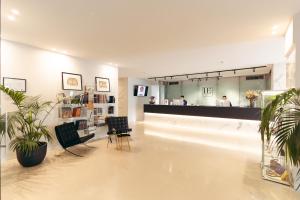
[249,99,255,108]
[16,142,47,167]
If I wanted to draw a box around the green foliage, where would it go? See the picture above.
[0,85,59,156]
[260,88,300,190]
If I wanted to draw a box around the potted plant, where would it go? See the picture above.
[260,88,300,190]
[0,85,59,167]
[245,90,259,108]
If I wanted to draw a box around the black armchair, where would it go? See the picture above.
[55,122,95,156]
[106,116,132,150]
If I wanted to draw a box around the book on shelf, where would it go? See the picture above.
[75,120,88,130]
[59,106,87,118]
[94,94,108,103]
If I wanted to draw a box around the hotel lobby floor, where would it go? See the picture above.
[1,123,299,200]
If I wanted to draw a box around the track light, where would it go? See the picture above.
[186,75,189,79]
[218,71,221,76]
[206,78,208,81]
[164,77,167,80]
[253,68,256,72]
[171,76,173,79]
[206,73,208,77]
[234,70,236,74]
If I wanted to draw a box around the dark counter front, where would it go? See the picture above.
[144,105,261,120]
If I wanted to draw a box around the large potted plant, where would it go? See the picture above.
[260,88,300,190]
[0,85,58,167]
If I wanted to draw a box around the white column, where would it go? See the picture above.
[271,62,286,90]
[295,12,300,88]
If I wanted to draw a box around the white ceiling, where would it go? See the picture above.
[1,0,300,77]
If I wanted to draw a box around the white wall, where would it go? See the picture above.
[118,77,153,124]
[271,63,286,90]
[127,78,151,123]
[1,40,118,136]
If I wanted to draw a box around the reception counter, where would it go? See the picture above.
[144,104,261,120]
[143,105,262,155]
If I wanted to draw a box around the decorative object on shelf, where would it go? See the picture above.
[245,90,259,108]
[62,72,82,91]
[149,96,155,104]
[108,106,114,114]
[108,96,115,103]
[0,84,59,167]
[260,88,300,190]
[3,77,26,92]
[95,77,110,92]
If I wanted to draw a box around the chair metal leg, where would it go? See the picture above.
[65,149,83,157]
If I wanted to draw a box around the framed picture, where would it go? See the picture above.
[202,87,213,97]
[62,72,82,91]
[3,77,27,92]
[95,77,110,92]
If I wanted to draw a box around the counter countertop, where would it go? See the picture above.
[144,104,261,120]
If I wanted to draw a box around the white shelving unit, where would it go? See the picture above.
[58,86,116,141]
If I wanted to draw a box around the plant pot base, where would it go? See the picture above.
[16,142,47,167]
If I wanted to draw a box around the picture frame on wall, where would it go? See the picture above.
[62,72,83,91]
[95,77,110,92]
[3,77,27,92]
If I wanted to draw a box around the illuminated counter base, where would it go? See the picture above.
[143,111,261,155]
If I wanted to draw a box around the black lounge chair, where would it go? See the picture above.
[55,122,95,156]
[106,116,132,150]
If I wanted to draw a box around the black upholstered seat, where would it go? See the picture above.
[55,122,95,156]
[106,116,132,149]
[107,117,132,135]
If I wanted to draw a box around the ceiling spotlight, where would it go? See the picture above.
[217,77,220,80]
[164,77,166,80]
[206,78,208,81]
[186,75,189,79]
[272,25,279,30]
[234,70,236,74]
[253,68,256,72]
[154,78,157,81]
[206,73,208,77]
[11,9,20,16]
[218,71,221,76]
[171,76,173,79]
[8,15,16,21]
[191,79,194,82]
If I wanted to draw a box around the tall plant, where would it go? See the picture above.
[0,85,59,155]
[260,88,300,189]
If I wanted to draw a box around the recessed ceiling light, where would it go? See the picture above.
[8,15,16,21]
[62,50,68,54]
[51,48,57,51]
[272,25,279,30]
[272,30,278,35]
[11,9,20,16]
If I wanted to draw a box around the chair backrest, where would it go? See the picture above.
[107,116,129,134]
[55,122,81,148]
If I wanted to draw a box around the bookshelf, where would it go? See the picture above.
[58,86,116,140]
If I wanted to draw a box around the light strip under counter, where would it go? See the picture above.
[143,105,262,156]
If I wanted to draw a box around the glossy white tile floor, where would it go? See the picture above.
[1,123,299,200]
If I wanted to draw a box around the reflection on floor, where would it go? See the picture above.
[1,123,299,200]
